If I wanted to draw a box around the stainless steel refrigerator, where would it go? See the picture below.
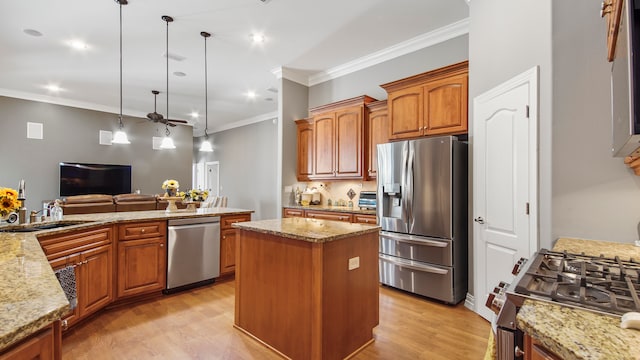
[377,136,468,304]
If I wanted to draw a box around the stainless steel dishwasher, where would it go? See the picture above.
[165,217,220,293]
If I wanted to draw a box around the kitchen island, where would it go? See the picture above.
[232,217,380,360]
[0,207,252,358]
[516,238,640,360]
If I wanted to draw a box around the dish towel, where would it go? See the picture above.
[54,266,77,310]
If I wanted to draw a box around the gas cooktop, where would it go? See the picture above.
[511,249,640,316]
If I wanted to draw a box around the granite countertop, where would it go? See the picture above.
[232,217,380,243]
[0,207,252,352]
[283,204,376,215]
[516,237,640,360]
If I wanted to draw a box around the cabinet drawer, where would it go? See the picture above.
[221,214,251,229]
[119,221,166,240]
[39,226,112,260]
[353,214,377,224]
[304,210,352,222]
[283,208,305,218]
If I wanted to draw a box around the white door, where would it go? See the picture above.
[205,161,220,197]
[473,67,538,321]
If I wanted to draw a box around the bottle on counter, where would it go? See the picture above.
[50,200,63,221]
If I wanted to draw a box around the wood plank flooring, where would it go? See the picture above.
[62,279,490,359]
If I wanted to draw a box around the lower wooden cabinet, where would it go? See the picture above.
[283,208,377,225]
[353,214,377,224]
[283,208,305,218]
[524,333,561,360]
[39,226,113,330]
[305,210,353,222]
[219,214,252,276]
[117,221,167,299]
[0,323,58,360]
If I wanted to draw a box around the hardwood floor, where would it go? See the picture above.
[62,279,490,359]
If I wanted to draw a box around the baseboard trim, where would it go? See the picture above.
[464,292,475,312]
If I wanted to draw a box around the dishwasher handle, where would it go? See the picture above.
[168,217,220,226]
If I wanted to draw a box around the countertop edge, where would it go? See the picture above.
[233,218,380,243]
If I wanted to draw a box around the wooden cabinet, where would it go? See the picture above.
[382,61,468,140]
[296,118,314,181]
[524,333,561,360]
[0,323,57,360]
[305,210,353,222]
[220,213,252,276]
[283,208,304,218]
[304,95,376,180]
[117,221,166,298]
[39,226,113,330]
[366,100,389,179]
[353,214,377,225]
[602,0,623,61]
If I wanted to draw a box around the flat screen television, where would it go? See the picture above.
[59,162,132,196]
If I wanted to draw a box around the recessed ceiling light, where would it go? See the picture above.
[190,112,199,118]
[246,90,257,99]
[23,29,43,37]
[251,33,265,44]
[67,39,89,50]
[173,71,186,77]
[44,84,63,93]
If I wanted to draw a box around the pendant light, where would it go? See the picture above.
[159,15,175,150]
[112,0,130,144]
[199,31,213,152]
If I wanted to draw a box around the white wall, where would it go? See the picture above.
[551,0,640,243]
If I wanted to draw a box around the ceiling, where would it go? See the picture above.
[0,0,469,136]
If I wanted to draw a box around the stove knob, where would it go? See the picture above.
[511,257,528,275]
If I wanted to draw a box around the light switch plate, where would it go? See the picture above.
[348,256,360,270]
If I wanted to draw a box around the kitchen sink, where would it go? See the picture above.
[0,221,87,233]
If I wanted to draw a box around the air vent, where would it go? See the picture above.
[162,51,186,61]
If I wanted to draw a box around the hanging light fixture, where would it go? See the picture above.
[112,0,130,144]
[159,15,175,150]
[199,31,213,153]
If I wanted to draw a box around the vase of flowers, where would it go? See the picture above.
[182,189,209,202]
[161,179,180,197]
[0,187,20,220]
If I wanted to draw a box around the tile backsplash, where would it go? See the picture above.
[286,180,377,207]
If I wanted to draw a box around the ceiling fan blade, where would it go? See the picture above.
[167,119,188,124]
[167,122,177,127]
[146,111,164,121]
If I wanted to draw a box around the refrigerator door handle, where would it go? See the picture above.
[380,232,448,248]
[401,142,410,225]
[405,142,415,228]
[379,255,449,275]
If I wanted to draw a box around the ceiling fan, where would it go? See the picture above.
[145,90,187,127]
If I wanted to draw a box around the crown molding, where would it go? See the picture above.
[200,110,278,136]
[271,67,310,86]
[0,87,149,119]
[307,17,469,86]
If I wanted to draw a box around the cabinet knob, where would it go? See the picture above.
[159,243,164,247]
[514,346,525,357]
[61,319,68,330]
[141,228,146,233]
[223,235,226,239]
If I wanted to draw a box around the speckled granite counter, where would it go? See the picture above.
[0,207,252,352]
[283,205,376,215]
[516,237,640,360]
[232,217,379,243]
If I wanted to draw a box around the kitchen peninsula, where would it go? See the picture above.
[232,217,380,360]
[0,207,252,359]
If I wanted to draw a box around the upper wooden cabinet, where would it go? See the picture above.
[297,95,376,181]
[381,61,468,140]
[366,100,389,179]
[602,0,623,61]
[295,118,314,181]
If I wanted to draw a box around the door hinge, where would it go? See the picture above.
[525,202,530,215]
[525,105,530,118]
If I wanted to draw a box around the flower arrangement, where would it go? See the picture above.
[161,179,180,197]
[181,189,209,202]
[0,187,20,217]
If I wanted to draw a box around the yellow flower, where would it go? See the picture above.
[161,179,180,190]
[0,187,20,217]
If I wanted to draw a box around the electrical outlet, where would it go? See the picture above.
[348,256,360,270]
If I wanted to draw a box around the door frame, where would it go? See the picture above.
[205,161,220,197]
[472,66,539,319]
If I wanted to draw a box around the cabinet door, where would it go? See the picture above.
[388,86,423,139]
[368,107,389,178]
[524,334,562,360]
[49,256,81,329]
[117,237,166,298]
[220,228,237,275]
[80,244,113,317]
[335,106,364,178]
[1,325,54,360]
[423,73,468,135]
[296,120,314,181]
[313,113,336,177]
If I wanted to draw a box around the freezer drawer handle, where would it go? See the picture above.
[380,233,447,248]
[379,255,449,275]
